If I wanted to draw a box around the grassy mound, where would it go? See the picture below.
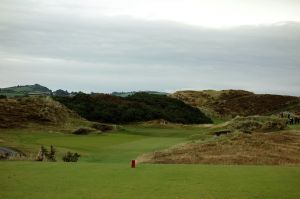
[0,96,80,128]
[171,90,300,119]
[225,116,287,133]
[139,131,300,165]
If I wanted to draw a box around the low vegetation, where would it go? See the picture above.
[62,151,80,162]
[36,145,56,162]
[171,89,300,119]
[53,92,212,124]
[225,116,287,133]
[91,123,115,132]
[72,127,96,135]
[72,123,116,134]
[0,153,8,160]
[138,116,298,165]
[0,96,81,128]
[139,131,300,165]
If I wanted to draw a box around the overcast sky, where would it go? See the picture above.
[0,0,300,95]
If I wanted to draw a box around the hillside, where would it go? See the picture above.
[0,84,52,97]
[171,90,300,118]
[0,96,81,128]
[54,92,212,124]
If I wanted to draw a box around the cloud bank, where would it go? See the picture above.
[0,1,300,95]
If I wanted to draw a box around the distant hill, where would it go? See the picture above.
[171,90,300,119]
[54,92,212,124]
[0,84,52,97]
[112,91,168,97]
[0,84,81,97]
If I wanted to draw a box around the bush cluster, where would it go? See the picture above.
[36,145,81,162]
[53,93,212,124]
[62,152,80,162]
[36,145,56,162]
[73,127,95,135]
[91,123,114,132]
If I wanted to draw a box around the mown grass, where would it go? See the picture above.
[121,124,209,137]
[1,125,300,199]
[0,127,186,163]
[1,162,300,199]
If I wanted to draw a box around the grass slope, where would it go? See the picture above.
[141,131,300,165]
[171,90,300,119]
[0,97,83,128]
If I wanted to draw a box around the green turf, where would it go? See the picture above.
[121,125,207,137]
[1,162,299,199]
[1,125,300,199]
[0,127,186,163]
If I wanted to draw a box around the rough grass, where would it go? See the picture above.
[0,97,81,128]
[171,90,300,119]
[224,115,287,133]
[140,131,300,165]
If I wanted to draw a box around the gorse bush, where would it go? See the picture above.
[226,116,287,133]
[36,146,80,162]
[62,152,80,162]
[73,127,95,135]
[91,123,114,132]
[36,145,56,162]
[53,93,212,124]
[0,153,9,160]
[48,145,56,161]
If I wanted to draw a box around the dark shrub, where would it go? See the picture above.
[0,95,7,99]
[36,145,56,162]
[0,153,9,160]
[36,145,48,161]
[73,127,94,135]
[62,152,80,162]
[91,123,114,132]
[47,145,56,162]
[53,93,212,124]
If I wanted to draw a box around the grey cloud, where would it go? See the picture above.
[0,2,300,94]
